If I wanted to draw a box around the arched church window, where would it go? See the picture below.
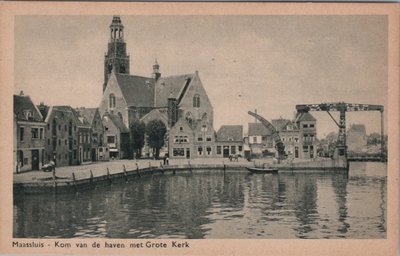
[193,94,200,108]
[109,94,116,108]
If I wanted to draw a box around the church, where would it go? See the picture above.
[98,16,216,159]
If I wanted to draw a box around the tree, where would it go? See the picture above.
[146,119,167,159]
[129,120,146,159]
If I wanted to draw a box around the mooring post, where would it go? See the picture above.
[123,165,128,182]
[136,163,141,178]
[72,172,77,192]
[173,169,176,175]
[223,164,226,175]
[90,169,94,188]
[188,161,192,173]
[106,168,111,183]
[52,166,56,191]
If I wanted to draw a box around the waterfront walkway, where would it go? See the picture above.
[13,157,254,184]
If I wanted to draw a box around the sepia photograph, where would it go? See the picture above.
[1,2,399,256]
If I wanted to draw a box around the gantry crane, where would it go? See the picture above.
[295,102,384,160]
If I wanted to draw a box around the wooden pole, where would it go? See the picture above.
[123,165,128,182]
[106,168,111,183]
[72,172,77,192]
[90,169,94,188]
[136,163,141,178]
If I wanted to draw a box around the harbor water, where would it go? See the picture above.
[13,162,386,239]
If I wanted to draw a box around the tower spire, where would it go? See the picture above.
[103,16,130,93]
[153,57,161,81]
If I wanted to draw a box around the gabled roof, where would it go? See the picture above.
[295,112,316,122]
[75,107,98,125]
[271,119,291,132]
[104,113,129,133]
[14,95,43,122]
[45,105,81,125]
[140,109,168,125]
[115,73,155,107]
[216,125,243,142]
[155,73,195,107]
[248,123,272,136]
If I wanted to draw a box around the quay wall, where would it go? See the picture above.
[14,160,347,195]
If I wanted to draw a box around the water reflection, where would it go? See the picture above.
[14,163,386,239]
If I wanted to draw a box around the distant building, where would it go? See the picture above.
[294,112,317,159]
[102,113,130,159]
[248,112,317,159]
[215,125,244,158]
[42,106,80,167]
[248,123,274,157]
[14,93,46,172]
[347,124,367,152]
[75,108,109,161]
[168,114,216,159]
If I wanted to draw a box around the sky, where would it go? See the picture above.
[14,15,388,138]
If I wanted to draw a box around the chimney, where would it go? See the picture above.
[168,96,178,128]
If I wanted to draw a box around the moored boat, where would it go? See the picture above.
[246,167,278,174]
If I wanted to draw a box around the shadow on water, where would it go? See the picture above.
[14,164,387,239]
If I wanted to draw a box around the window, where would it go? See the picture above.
[31,128,39,139]
[58,139,61,146]
[231,146,236,154]
[193,94,200,108]
[197,137,203,142]
[179,127,183,131]
[58,125,61,131]
[252,136,257,143]
[65,139,67,145]
[294,137,299,143]
[201,124,207,132]
[217,146,222,155]
[197,146,203,156]
[206,147,212,155]
[303,146,308,152]
[18,151,24,166]
[65,124,67,131]
[47,123,50,130]
[310,124,315,128]
[93,133,98,143]
[107,136,115,144]
[24,110,33,120]
[52,119,57,136]
[206,137,212,142]
[24,157,28,165]
[109,93,116,108]
[303,124,308,128]
[19,127,24,142]
[238,146,243,151]
[47,139,50,145]
[282,137,285,142]
[173,148,185,157]
[74,139,77,145]
[39,128,44,139]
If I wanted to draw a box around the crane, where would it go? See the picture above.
[248,111,286,160]
[295,102,384,160]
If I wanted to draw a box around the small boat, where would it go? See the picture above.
[246,167,279,174]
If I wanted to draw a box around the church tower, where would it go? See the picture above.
[103,16,130,92]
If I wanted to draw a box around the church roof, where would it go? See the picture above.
[248,123,273,136]
[104,113,129,133]
[14,95,43,122]
[216,125,243,142]
[115,73,155,107]
[140,109,168,125]
[155,73,195,107]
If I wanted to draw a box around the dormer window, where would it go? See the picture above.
[193,94,200,108]
[23,110,33,120]
[109,94,116,108]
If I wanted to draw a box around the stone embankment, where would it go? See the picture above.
[13,158,347,195]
